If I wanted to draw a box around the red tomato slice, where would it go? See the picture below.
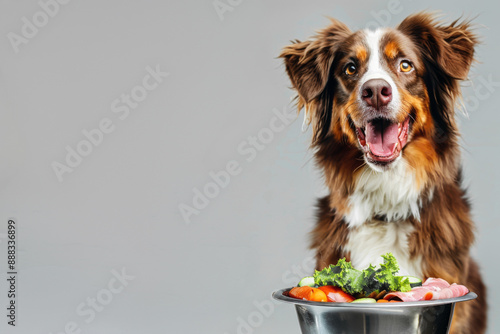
[318,286,355,302]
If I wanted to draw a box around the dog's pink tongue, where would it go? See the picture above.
[365,119,399,156]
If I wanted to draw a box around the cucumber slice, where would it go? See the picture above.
[397,276,422,288]
[351,298,376,303]
[298,276,315,287]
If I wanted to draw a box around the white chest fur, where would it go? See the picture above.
[343,160,424,278]
[344,220,422,277]
[344,160,422,227]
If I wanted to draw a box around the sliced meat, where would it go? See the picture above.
[430,283,469,300]
[449,283,470,297]
[384,286,433,301]
[384,278,469,301]
[429,288,453,300]
[422,278,451,290]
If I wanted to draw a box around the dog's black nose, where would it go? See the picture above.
[361,79,392,109]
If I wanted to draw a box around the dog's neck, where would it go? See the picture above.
[343,158,428,228]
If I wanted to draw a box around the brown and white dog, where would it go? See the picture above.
[280,12,487,333]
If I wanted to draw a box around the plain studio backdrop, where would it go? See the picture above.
[0,0,498,333]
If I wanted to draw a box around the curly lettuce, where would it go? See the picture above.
[313,253,411,296]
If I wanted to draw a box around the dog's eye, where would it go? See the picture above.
[345,64,357,76]
[399,60,413,72]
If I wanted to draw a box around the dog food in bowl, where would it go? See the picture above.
[273,253,477,334]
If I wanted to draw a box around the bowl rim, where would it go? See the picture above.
[272,287,477,308]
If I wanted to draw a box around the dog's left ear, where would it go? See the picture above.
[398,12,477,80]
[279,18,351,103]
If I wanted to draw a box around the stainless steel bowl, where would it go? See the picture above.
[272,288,477,334]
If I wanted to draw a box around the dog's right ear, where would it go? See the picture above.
[279,19,351,103]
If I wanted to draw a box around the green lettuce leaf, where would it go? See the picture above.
[395,276,412,292]
[312,253,412,296]
[373,253,400,291]
[313,258,365,295]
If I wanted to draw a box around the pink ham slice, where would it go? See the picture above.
[423,278,451,290]
[449,283,470,296]
[384,278,469,301]
[431,284,470,300]
[384,286,433,302]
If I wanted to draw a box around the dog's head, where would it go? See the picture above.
[280,12,477,172]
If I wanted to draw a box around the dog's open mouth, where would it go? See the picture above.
[356,116,410,164]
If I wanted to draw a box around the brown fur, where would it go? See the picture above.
[384,41,399,59]
[280,12,486,333]
[356,46,368,62]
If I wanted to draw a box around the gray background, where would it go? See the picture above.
[0,0,497,333]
